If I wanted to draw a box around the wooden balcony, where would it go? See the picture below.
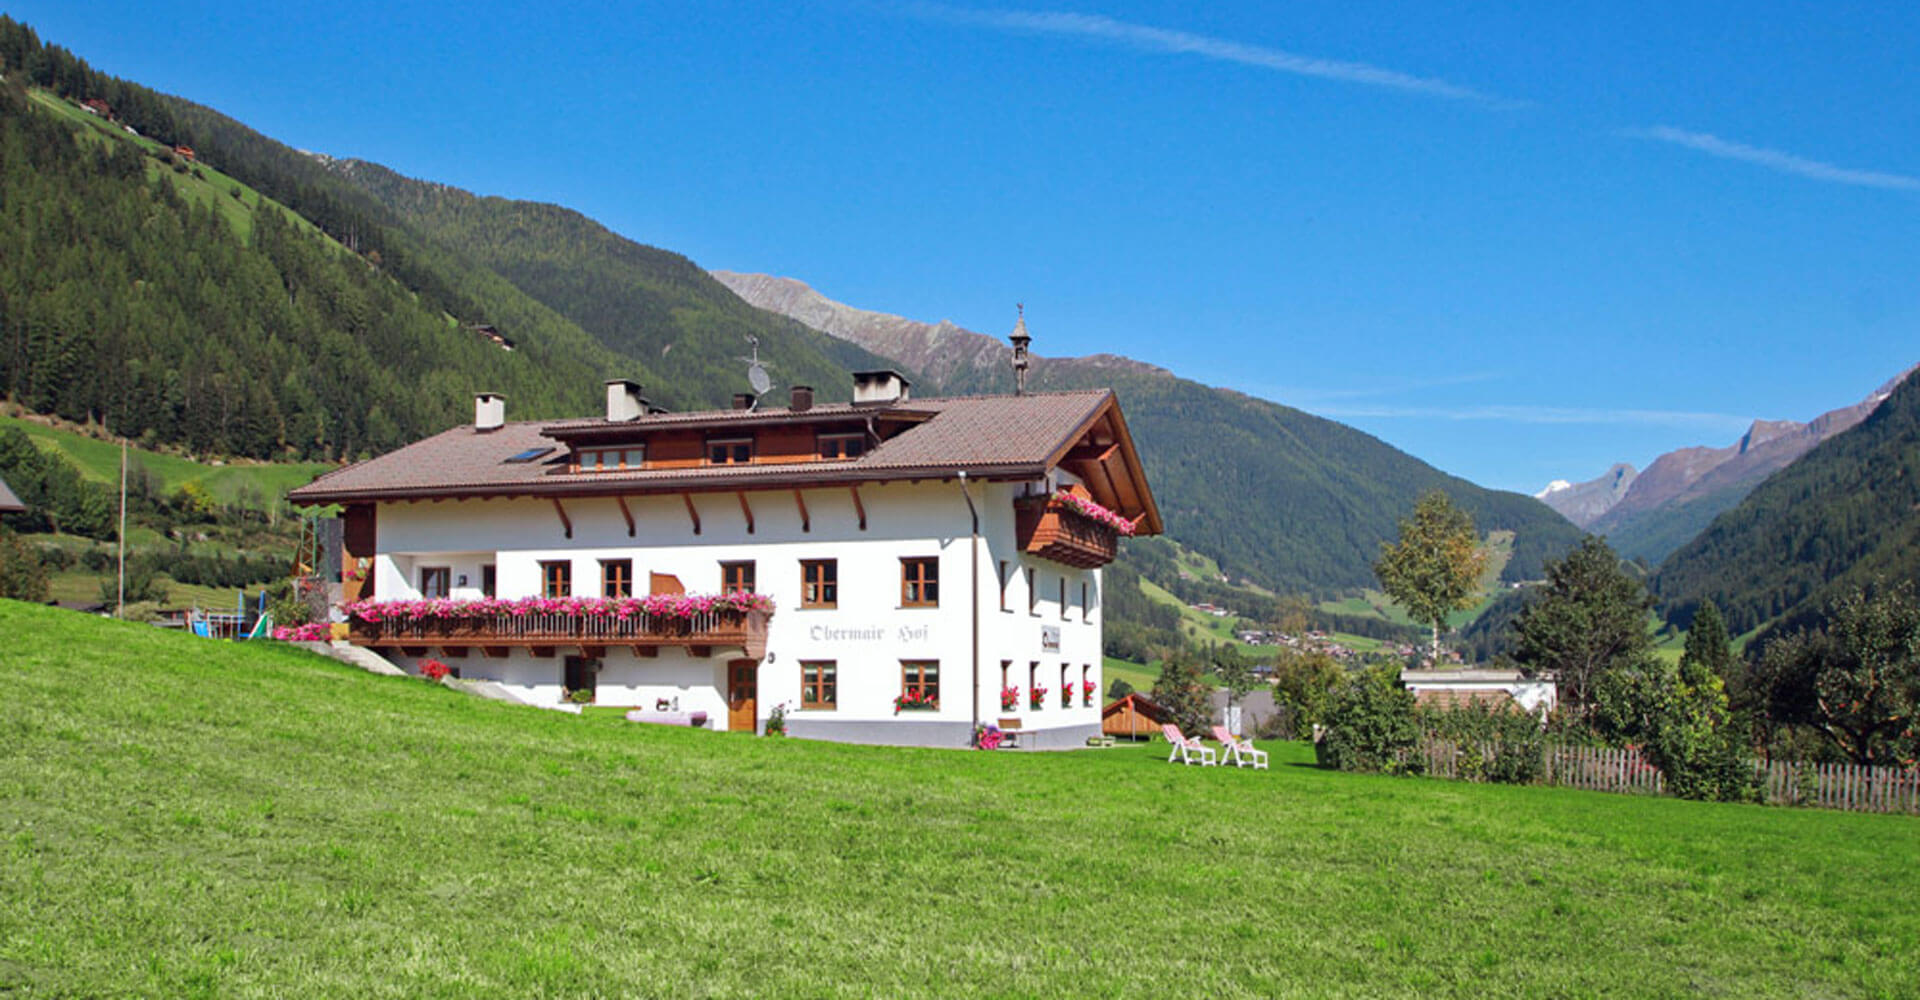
[349,607,770,660]
[1014,495,1119,568]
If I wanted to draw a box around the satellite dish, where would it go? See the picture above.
[737,335,774,403]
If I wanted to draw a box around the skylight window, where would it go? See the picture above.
[504,447,555,464]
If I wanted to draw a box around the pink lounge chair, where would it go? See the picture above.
[1211,725,1269,769]
[1162,723,1217,766]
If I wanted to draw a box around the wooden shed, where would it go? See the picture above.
[1102,692,1170,740]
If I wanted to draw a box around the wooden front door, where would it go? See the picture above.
[727,658,757,733]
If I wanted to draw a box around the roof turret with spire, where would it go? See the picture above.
[1010,303,1032,395]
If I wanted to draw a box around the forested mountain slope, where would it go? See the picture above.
[0,17,640,459]
[718,273,1585,594]
[325,161,901,410]
[1652,367,1920,641]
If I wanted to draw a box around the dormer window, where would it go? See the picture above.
[819,433,866,460]
[708,437,753,465]
[576,447,643,472]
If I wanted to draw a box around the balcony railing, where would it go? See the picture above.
[349,606,770,659]
[1014,494,1119,568]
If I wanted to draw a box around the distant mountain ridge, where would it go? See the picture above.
[1540,366,1916,562]
[1535,463,1637,527]
[711,272,1167,390]
[1653,364,1920,641]
[713,271,1586,595]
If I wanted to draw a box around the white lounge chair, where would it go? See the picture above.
[1211,725,1269,769]
[1162,723,1217,766]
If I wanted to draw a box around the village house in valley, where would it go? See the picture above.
[289,362,1160,748]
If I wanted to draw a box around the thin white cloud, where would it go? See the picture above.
[1314,403,1754,432]
[1627,126,1920,192]
[907,4,1519,107]
[1264,371,1504,404]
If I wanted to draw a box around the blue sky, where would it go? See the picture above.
[12,1,1916,492]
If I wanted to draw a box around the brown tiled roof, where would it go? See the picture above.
[0,474,22,513]
[288,390,1123,505]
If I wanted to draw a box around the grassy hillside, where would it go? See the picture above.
[0,414,328,511]
[5,601,1916,997]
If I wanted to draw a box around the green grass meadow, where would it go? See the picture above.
[3,600,1917,997]
[0,414,332,511]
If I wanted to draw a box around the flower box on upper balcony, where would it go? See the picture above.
[1013,491,1133,568]
[344,593,773,660]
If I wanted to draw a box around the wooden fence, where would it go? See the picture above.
[1414,738,1920,814]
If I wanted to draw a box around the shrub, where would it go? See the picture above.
[1321,665,1422,774]
[0,530,50,602]
[1421,700,1548,785]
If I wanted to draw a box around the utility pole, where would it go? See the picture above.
[116,438,127,617]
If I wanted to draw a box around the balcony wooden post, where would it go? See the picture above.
[736,491,755,534]
[681,493,702,535]
[615,495,636,537]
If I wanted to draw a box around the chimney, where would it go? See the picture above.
[852,370,911,405]
[604,379,645,422]
[732,393,755,410]
[790,385,814,411]
[474,392,505,432]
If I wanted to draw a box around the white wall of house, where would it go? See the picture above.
[367,478,1104,743]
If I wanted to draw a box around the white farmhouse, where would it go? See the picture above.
[288,370,1161,749]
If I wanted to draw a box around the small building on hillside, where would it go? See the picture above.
[289,356,1162,749]
[82,98,111,117]
[1400,668,1556,717]
[0,474,24,514]
[172,145,196,161]
[1102,692,1170,739]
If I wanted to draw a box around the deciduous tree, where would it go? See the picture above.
[1150,648,1214,737]
[1759,584,1920,767]
[1374,490,1486,662]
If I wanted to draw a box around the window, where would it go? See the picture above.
[481,564,497,598]
[505,447,554,464]
[901,557,939,607]
[419,566,450,599]
[1059,576,1068,620]
[1061,663,1072,708]
[801,559,837,608]
[1081,581,1090,622]
[578,446,644,472]
[1026,567,1038,614]
[801,661,837,709]
[1029,661,1040,709]
[1082,664,1093,705]
[540,560,572,598]
[707,437,753,465]
[721,560,756,594]
[998,560,1011,612]
[901,661,939,705]
[601,559,632,598]
[818,433,866,460]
